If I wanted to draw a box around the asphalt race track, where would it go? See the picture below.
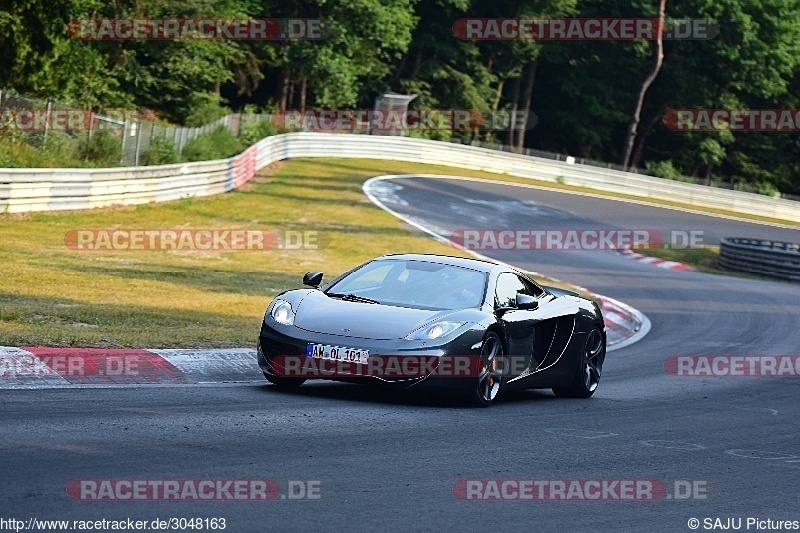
[2,176,800,532]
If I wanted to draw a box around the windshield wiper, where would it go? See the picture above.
[326,292,380,304]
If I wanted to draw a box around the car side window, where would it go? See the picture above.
[495,273,526,308]
[518,275,545,297]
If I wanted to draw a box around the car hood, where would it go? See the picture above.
[294,291,449,340]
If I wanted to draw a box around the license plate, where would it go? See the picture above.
[306,343,369,364]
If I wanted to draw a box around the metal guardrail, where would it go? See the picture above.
[2,84,798,200]
[719,238,800,281]
[2,133,800,222]
[451,138,800,202]
[0,144,258,212]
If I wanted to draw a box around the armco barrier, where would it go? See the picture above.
[719,238,800,281]
[1,133,799,222]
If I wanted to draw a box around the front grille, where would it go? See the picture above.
[261,338,304,360]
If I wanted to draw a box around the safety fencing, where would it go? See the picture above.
[0,88,272,167]
[1,132,799,223]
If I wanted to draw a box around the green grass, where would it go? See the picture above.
[642,245,775,280]
[0,158,588,348]
[0,136,88,168]
[2,156,791,348]
[640,245,722,273]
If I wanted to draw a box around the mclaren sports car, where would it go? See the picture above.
[257,254,606,406]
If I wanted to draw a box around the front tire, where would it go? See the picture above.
[553,326,605,398]
[465,332,504,407]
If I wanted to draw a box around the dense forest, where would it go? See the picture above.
[1,0,800,195]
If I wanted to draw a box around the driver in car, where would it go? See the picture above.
[440,268,481,309]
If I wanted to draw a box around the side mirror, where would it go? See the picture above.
[303,271,323,287]
[516,293,538,310]
[496,293,539,316]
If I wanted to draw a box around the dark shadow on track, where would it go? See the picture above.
[257,381,561,408]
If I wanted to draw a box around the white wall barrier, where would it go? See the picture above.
[1,132,798,222]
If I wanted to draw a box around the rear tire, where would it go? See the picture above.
[553,326,605,399]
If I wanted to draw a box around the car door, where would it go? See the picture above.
[494,272,540,377]
[510,275,583,385]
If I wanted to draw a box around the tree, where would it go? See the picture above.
[621,0,665,170]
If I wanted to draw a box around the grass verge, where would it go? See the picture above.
[641,245,779,281]
[0,158,584,348]
[639,246,722,273]
[3,156,790,348]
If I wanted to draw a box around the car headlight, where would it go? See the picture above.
[269,299,295,326]
[405,321,466,340]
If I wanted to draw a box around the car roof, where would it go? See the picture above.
[375,253,503,273]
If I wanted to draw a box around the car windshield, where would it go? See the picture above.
[326,259,487,310]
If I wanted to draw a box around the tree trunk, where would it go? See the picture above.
[629,113,663,170]
[621,0,667,170]
[299,77,307,112]
[410,50,422,79]
[488,79,505,141]
[393,51,409,84]
[278,69,290,111]
[508,76,520,148]
[515,61,537,153]
[492,80,505,112]
[287,77,295,110]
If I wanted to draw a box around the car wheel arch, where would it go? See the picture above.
[484,325,508,355]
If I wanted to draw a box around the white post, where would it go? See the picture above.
[134,121,142,166]
[120,117,128,165]
[43,100,52,149]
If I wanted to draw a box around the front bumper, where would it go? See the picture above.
[258,321,486,391]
